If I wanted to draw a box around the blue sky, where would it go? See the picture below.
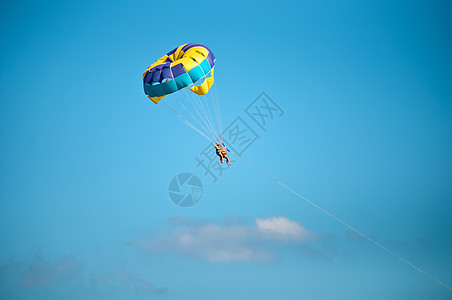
[1,0,451,299]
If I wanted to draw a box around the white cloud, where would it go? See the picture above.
[256,216,311,240]
[132,216,314,263]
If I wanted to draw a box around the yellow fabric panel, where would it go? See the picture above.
[170,60,182,67]
[189,69,214,96]
[148,94,166,104]
[186,46,209,57]
[187,51,206,64]
[179,57,199,72]
[168,44,187,61]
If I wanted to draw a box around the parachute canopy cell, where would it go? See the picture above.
[143,43,216,104]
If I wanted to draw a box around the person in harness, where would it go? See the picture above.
[213,141,231,165]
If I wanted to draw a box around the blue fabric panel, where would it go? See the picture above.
[174,72,193,89]
[151,69,161,83]
[199,59,211,75]
[160,66,172,80]
[170,63,186,78]
[187,65,205,84]
[161,79,178,94]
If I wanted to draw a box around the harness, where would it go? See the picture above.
[214,143,228,157]
[215,146,227,157]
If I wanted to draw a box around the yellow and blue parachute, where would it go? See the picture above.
[143,43,216,104]
[142,43,224,144]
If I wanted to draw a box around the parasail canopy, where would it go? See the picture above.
[143,43,216,104]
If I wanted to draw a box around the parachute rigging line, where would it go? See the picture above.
[183,89,218,141]
[213,83,224,142]
[178,101,214,139]
[190,68,219,140]
[194,77,220,141]
[161,101,214,142]
[230,151,452,292]
[184,88,219,141]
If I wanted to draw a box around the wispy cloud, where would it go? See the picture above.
[0,254,166,299]
[131,216,315,262]
[0,254,82,289]
[90,269,167,297]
